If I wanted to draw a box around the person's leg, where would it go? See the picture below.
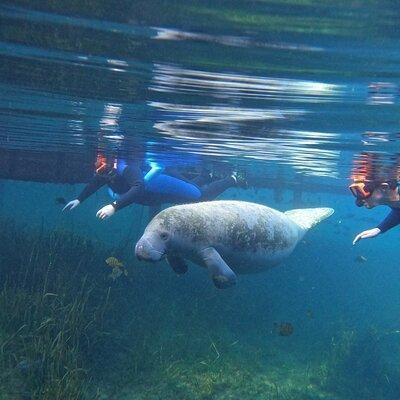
[189,168,213,187]
[199,176,236,201]
[191,175,211,187]
[146,174,202,202]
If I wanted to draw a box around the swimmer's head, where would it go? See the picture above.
[95,153,116,176]
[350,179,399,208]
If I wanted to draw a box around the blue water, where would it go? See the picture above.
[1,1,400,399]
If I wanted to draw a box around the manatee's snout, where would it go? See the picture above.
[135,236,165,262]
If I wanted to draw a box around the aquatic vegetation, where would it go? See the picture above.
[321,328,400,400]
[0,221,115,399]
[0,219,397,400]
[117,353,337,400]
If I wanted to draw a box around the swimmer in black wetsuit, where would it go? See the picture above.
[349,179,400,244]
[63,155,247,220]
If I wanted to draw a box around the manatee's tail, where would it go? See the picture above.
[284,208,334,230]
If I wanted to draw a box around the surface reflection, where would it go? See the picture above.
[153,27,324,52]
[0,1,399,186]
[150,64,344,103]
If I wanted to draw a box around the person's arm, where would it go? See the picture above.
[112,165,145,211]
[353,208,400,245]
[377,208,400,233]
[63,174,107,212]
[77,175,107,203]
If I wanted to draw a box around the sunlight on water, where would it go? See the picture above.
[1,1,399,184]
[150,63,344,102]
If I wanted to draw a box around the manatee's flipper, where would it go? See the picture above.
[166,254,188,275]
[284,207,334,230]
[199,247,236,289]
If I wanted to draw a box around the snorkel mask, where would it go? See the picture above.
[349,181,374,207]
[95,154,108,174]
[95,154,117,176]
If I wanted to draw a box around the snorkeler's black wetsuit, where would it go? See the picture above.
[77,164,235,211]
[377,208,400,233]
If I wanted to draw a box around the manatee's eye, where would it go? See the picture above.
[160,232,169,241]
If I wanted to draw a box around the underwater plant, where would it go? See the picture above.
[322,328,400,400]
[3,220,397,400]
[0,221,117,400]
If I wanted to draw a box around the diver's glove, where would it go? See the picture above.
[96,204,116,220]
[62,199,80,212]
[352,227,381,245]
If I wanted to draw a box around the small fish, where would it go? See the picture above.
[55,197,67,205]
[109,268,123,281]
[306,309,314,319]
[106,257,128,280]
[274,322,294,337]
[355,255,367,263]
[105,256,124,268]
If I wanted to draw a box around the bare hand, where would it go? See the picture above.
[62,199,80,212]
[96,204,115,220]
[352,228,381,245]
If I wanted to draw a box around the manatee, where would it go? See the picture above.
[135,200,334,289]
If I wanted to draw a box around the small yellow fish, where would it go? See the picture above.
[105,256,124,269]
[105,257,128,281]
